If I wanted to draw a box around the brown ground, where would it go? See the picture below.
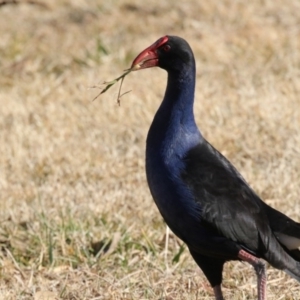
[0,0,300,299]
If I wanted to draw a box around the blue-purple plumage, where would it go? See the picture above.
[131,35,300,299]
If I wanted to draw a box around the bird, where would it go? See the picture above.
[130,35,300,300]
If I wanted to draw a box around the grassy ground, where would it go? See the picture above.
[0,0,300,299]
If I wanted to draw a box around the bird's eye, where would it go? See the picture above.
[163,44,171,52]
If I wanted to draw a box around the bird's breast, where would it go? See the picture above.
[145,140,201,242]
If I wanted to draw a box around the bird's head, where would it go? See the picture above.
[131,35,194,73]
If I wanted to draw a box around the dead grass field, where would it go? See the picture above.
[0,0,300,299]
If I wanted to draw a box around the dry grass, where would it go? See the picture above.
[0,0,300,299]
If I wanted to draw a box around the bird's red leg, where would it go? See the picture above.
[213,285,224,300]
[238,249,266,300]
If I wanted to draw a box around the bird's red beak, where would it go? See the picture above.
[131,36,168,71]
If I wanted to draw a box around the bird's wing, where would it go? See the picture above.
[181,140,279,255]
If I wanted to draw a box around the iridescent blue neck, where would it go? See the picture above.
[147,62,201,154]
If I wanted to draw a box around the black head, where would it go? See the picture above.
[131,35,195,73]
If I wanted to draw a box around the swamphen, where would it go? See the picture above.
[131,36,300,300]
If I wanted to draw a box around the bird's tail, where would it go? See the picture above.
[284,264,300,282]
[282,248,300,281]
[263,234,300,282]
